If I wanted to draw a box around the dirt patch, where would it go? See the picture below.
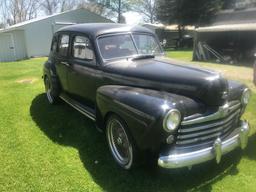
[17,78,37,84]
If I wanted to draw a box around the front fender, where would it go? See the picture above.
[96,85,203,151]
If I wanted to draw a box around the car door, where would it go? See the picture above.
[67,34,102,108]
[55,33,70,91]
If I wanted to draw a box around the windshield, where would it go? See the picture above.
[133,34,162,55]
[97,33,163,60]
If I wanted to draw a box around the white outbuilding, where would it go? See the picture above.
[0,9,113,62]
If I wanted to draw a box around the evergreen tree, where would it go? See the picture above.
[156,0,222,42]
[156,0,222,27]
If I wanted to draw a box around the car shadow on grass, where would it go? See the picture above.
[30,93,256,192]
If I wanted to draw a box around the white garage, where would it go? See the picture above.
[0,8,113,62]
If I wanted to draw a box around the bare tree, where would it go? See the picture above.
[77,1,106,16]
[40,0,78,15]
[131,0,156,23]
[60,0,78,12]
[77,0,132,22]
[40,0,60,15]
[0,0,41,26]
[76,0,120,20]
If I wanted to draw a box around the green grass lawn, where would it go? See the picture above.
[0,55,255,192]
[165,49,193,62]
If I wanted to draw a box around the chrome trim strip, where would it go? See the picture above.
[178,121,238,145]
[176,132,222,145]
[177,122,235,145]
[177,119,234,140]
[179,110,240,133]
[60,95,96,121]
[158,121,250,169]
[182,102,241,126]
[229,102,241,111]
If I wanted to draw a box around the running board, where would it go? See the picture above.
[59,93,96,121]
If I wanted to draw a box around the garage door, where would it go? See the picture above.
[0,33,16,62]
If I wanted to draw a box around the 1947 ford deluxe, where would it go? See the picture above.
[43,23,251,170]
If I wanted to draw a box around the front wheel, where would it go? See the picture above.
[106,115,137,170]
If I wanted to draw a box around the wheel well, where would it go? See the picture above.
[103,112,116,130]
[103,111,130,131]
[43,75,48,85]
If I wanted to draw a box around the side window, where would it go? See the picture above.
[58,34,69,57]
[73,36,94,60]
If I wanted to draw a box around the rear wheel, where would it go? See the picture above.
[44,75,60,104]
[106,115,137,170]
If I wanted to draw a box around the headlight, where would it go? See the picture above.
[163,109,181,132]
[241,88,251,105]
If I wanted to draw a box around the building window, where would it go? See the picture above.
[73,36,94,60]
[59,34,69,57]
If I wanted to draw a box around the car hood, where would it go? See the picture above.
[103,58,228,106]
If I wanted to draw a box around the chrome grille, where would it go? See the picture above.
[176,101,241,146]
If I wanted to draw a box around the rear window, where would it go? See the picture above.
[58,35,69,57]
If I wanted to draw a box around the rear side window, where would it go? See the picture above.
[73,36,94,60]
[58,34,69,57]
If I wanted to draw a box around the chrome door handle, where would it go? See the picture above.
[62,62,70,66]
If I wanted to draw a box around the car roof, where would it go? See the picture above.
[57,23,154,37]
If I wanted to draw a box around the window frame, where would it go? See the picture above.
[97,33,138,61]
[70,33,96,66]
[132,33,162,55]
[57,33,70,58]
[96,32,164,62]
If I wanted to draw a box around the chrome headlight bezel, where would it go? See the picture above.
[163,109,181,133]
[241,88,251,106]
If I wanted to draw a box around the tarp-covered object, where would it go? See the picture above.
[193,26,256,65]
[193,8,256,65]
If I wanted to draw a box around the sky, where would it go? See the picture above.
[0,8,144,26]
[123,11,143,25]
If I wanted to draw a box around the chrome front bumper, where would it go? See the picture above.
[158,121,250,169]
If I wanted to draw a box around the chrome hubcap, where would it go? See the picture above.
[107,118,132,168]
[117,137,123,145]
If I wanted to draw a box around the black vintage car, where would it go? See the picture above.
[43,23,251,170]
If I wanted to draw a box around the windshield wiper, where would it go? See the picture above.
[131,54,155,61]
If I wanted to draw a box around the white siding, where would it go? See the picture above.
[0,9,113,61]
[12,30,27,60]
[23,19,54,57]
[0,33,15,62]
[0,31,26,62]
[23,9,112,58]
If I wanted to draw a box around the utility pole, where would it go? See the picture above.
[106,0,122,23]
[118,0,121,23]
